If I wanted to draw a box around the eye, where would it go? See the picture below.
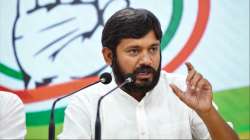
[127,48,139,56]
[149,46,159,54]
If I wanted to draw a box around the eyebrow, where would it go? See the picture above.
[124,40,160,50]
[152,42,160,46]
[126,45,140,49]
[128,42,159,48]
[150,41,160,47]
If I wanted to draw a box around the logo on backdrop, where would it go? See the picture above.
[13,0,130,89]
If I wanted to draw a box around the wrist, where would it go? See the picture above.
[197,105,216,119]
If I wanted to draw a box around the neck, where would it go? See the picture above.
[120,86,147,101]
[128,91,146,102]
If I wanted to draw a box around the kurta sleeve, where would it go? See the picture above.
[189,109,211,139]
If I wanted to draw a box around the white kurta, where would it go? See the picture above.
[0,91,26,139]
[58,71,210,139]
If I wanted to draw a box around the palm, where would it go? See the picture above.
[170,62,213,113]
[183,85,212,113]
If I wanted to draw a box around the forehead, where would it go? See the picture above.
[117,30,160,49]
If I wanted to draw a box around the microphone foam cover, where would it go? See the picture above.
[126,73,135,83]
[100,72,112,84]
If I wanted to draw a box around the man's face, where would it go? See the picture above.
[112,30,161,93]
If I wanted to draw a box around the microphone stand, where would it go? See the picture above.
[49,80,101,140]
[48,72,112,140]
[95,77,133,140]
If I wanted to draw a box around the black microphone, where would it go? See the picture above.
[48,72,112,140]
[95,73,134,140]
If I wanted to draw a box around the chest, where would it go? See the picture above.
[98,96,192,139]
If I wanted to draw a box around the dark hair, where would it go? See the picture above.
[101,8,162,53]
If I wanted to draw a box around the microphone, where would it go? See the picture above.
[48,72,112,140]
[95,73,134,140]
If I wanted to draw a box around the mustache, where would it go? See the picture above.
[133,65,156,75]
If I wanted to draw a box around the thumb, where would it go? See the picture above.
[170,84,185,101]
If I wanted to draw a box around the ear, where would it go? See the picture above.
[102,47,113,66]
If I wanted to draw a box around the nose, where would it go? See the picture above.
[138,52,153,66]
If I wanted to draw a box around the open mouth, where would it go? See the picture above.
[136,71,153,79]
[134,66,155,80]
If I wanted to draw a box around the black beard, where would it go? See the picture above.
[111,55,161,94]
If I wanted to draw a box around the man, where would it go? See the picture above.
[59,8,239,139]
[0,91,26,139]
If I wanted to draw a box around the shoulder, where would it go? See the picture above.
[64,81,117,121]
[0,91,23,106]
[0,91,26,138]
[0,91,25,119]
[67,81,117,108]
[0,91,20,99]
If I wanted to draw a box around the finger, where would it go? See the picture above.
[197,78,212,91]
[170,84,185,101]
[196,78,206,92]
[190,73,203,90]
[185,62,194,72]
[186,69,196,85]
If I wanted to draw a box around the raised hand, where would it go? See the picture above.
[170,62,213,114]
